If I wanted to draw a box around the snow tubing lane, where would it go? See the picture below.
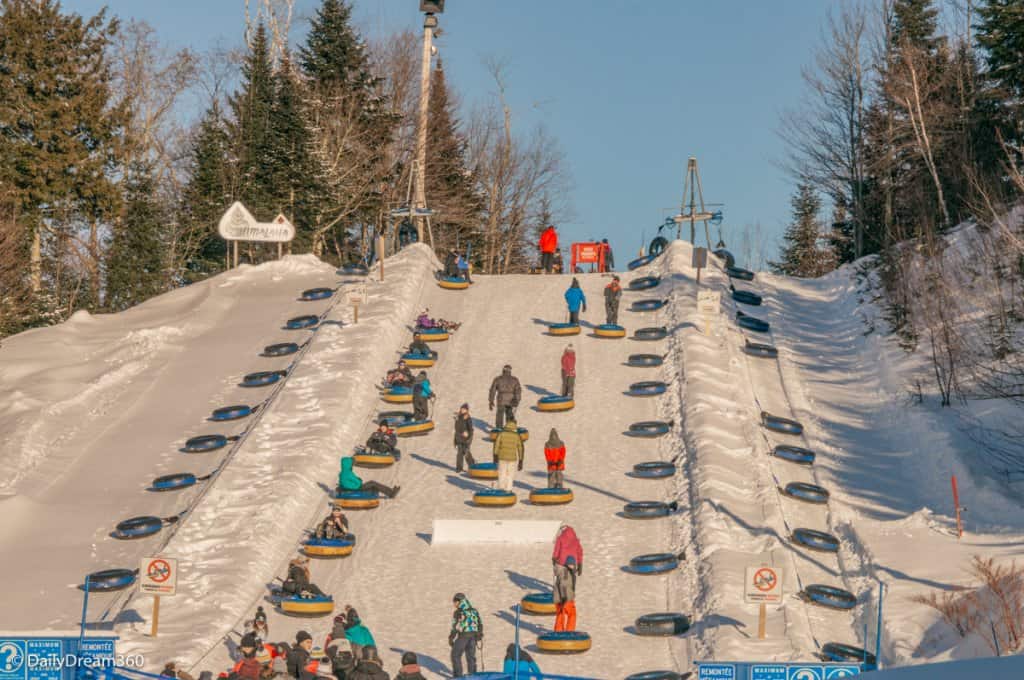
[211,404,253,421]
[113,516,163,539]
[632,462,676,479]
[594,324,626,338]
[395,419,434,436]
[628,276,660,291]
[535,631,591,654]
[468,462,499,479]
[792,528,840,553]
[473,489,517,507]
[182,434,229,453]
[627,353,663,367]
[762,412,803,435]
[804,584,857,610]
[772,445,816,465]
[625,673,684,680]
[781,481,830,504]
[263,342,300,357]
[744,341,778,359]
[438,277,470,290]
[414,328,449,342]
[633,327,668,341]
[548,322,581,336]
[241,371,285,387]
[353,451,398,467]
[631,298,667,312]
[731,290,762,306]
[286,315,320,329]
[623,501,674,519]
[485,427,528,442]
[280,595,334,617]
[401,352,435,368]
[713,249,736,268]
[627,381,667,397]
[84,568,136,592]
[627,421,672,437]
[726,266,755,281]
[737,315,770,333]
[628,553,679,574]
[822,642,877,669]
[529,487,574,505]
[520,592,556,615]
[377,410,415,425]
[381,386,413,403]
[628,254,657,270]
[634,613,691,636]
[537,396,574,412]
[301,287,334,301]
[333,490,380,510]
[151,473,197,491]
[303,535,356,558]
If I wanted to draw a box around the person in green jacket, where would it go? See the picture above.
[340,605,376,662]
[337,456,400,498]
[491,420,524,492]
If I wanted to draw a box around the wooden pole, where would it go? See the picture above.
[952,475,963,539]
[233,241,239,268]
[353,303,359,324]
[758,602,766,640]
[277,243,283,260]
[151,595,160,637]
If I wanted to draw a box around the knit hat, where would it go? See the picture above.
[239,632,258,650]
[401,652,417,666]
[295,630,312,644]
[460,403,469,410]
[453,592,466,602]
[361,646,378,662]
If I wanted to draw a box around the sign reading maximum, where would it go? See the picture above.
[139,556,177,596]
[745,565,783,604]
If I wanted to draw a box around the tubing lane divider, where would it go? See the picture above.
[111,281,350,623]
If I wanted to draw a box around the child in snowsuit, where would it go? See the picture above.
[365,423,397,454]
[564,278,586,324]
[492,420,524,492]
[560,345,576,398]
[544,429,566,489]
[338,457,400,498]
[552,524,583,632]
[449,593,482,677]
[453,403,476,473]
[604,275,621,325]
[412,372,434,422]
[502,645,541,679]
[314,506,349,540]
[341,607,376,663]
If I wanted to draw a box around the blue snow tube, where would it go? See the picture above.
[626,673,683,680]
[772,445,816,465]
[626,421,672,437]
[627,353,664,367]
[792,528,840,553]
[762,412,803,435]
[781,481,830,504]
[377,411,415,426]
[804,584,857,611]
[211,405,253,422]
[535,631,591,654]
[182,434,230,453]
[737,314,770,333]
[83,568,137,592]
[713,249,736,268]
[631,298,667,312]
[263,342,300,357]
[635,613,691,636]
[628,254,657,271]
[732,290,762,306]
[303,535,356,558]
[822,642,877,670]
[648,236,669,257]
[241,370,285,387]
[286,315,320,330]
[150,473,198,491]
[113,516,163,540]
[279,593,335,617]
[631,462,676,479]
[537,395,574,411]
[301,287,334,301]
[629,276,661,291]
[623,501,675,519]
[627,381,667,397]
[633,327,668,341]
[627,552,680,574]
[744,341,778,359]
[726,266,754,281]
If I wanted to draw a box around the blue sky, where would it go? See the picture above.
[69,0,834,266]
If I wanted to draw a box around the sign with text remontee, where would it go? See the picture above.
[696,662,860,680]
[139,556,177,596]
[218,202,295,243]
[745,565,783,605]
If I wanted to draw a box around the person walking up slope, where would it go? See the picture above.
[604,275,622,325]
[560,344,576,398]
[412,372,434,422]
[492,420,525,492]
[552,524,583,632]
[539,225,558,274]
[544,429,566,489]
[488,365,521,428]
[564,278,586,324]
[449,593,482,677]
[453,403,476,473]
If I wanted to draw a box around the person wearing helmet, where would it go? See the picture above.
[449,593,482,677]
[552,524,583,632]
[488,365,521,428]
[453,403,476,473]
[604,274,622,325]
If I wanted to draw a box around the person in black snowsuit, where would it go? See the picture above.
[326,643,355,680]
[408,338,431,356]
[348,647,388,680]
[488,365,522,429]
[442,250,460,279]
[365,423,398,454]
[412,372,434,422]
[282,556,325,597]
[449,593,482,677]
[314,507,349,540]
[287,631,314,679]
[604,275,622,325]
[453,403,476,473]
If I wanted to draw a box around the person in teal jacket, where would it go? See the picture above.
[337,456,400,498]
[502,644,541,678]
[564,278,586,324]
[341,605,376,662]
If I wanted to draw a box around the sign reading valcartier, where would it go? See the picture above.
[218,201,295,243]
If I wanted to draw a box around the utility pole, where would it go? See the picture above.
[414,2,444,243]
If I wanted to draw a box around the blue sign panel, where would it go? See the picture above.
[0,638,117,680]
[750,665,787,680]
[786,667,823,680]
[822,668,860,679]
[698,663,737,680]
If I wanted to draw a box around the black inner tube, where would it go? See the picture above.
[627,353,663,366]
[263,342,300,357]
[632,462,675,478]
[782,482,830,504]
[804,584,857,609]
[792,528,840,552]
[633,327,668,340]
[823,642,876,666]
[773,445,815,465]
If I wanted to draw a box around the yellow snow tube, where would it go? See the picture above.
[280,597,335,617]
[520,592,557,615]
[536,631,592,653]
[415,330,449,342]
[333,495,380,510]
[438,278,470,290]
[395,420,434,436]
[303,538,355,558]
[594,325,627,338]
[473,489,517,507]
[381,390,413,404]
[537,396,574,412]
[403,356,435,368]
[548,323,581,336]
[529,487,574,505]
[485,427,529,442]
[353,451,396,467]
[468,463,499,480]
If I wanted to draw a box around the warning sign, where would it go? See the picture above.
[139,557,177,596]
[744,565,783,604]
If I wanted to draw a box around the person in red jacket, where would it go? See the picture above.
[560,344,576,398]
[551,524,582,632]
[539,225,558,274]
[544,429,566,489]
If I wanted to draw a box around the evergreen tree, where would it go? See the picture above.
[770,182,836,277]
[892,0,942,51]
[181,102,231,281]
[300,0,378,94]
[976,0,1024,143]
[105,162,168,311]
[230,23,277,221]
